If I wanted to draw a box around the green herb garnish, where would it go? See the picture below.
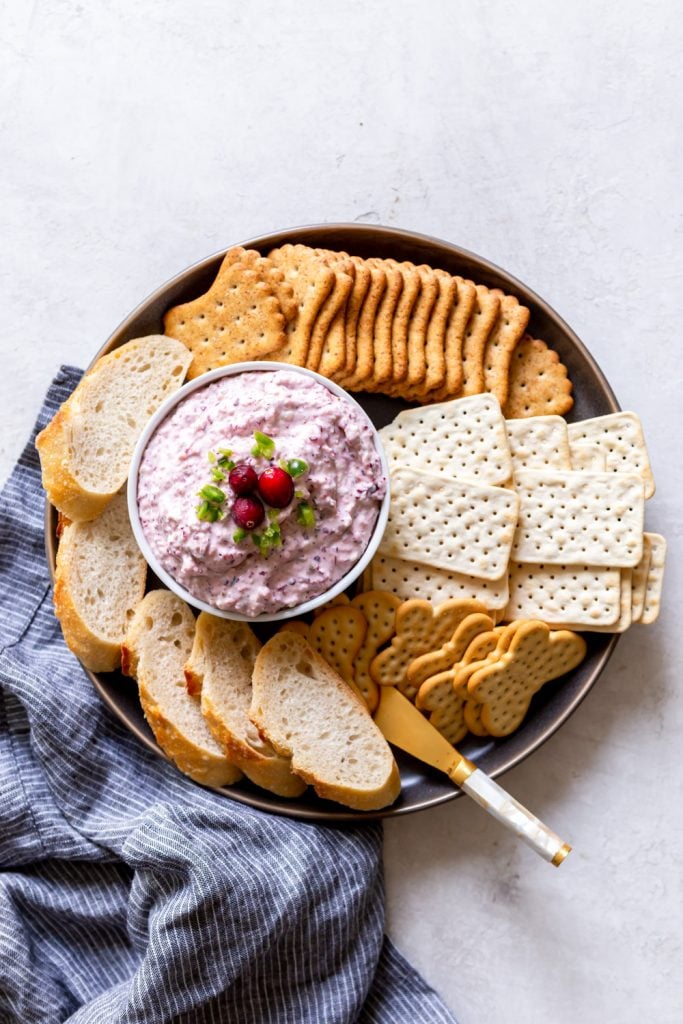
[286,457,308,478]
[196,500,221,523]
[296,501,316,529]
[198,484,226,504]
[251,431,275,459]
[216,447,235,471]
[233,527,248,543]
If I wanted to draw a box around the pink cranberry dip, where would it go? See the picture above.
[136,369,385,616]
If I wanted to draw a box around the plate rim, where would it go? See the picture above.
[44,222,621,822]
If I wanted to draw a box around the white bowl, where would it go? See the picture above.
[127,362,391,622]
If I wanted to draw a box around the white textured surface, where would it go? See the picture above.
[1,2,681,1022]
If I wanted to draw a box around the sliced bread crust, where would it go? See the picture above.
[37,335,191,522]
[251,632,401,811]
[122,591,241,788]
[185,614,306,798]
[54,490,147,672]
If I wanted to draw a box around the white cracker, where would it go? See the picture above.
[511,469,644,568]
[630,538,652,623]
[567,412,655,499]
[369,552,509,610]
[569,442,606,472]
[379,467,519,581]
[505,562,622,626]
[379,394,512,487]
[552,569,633,633]
[640,532,666,625]
[505,416,571,474]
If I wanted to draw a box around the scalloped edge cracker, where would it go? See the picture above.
[468,621,587,737]
[369,598,486,700]
[350,590,402,713]
[308,606,367,702]
[503,336,573,418]
[483,293,530,407]
[380,468,519,580]
[407,612,494,688]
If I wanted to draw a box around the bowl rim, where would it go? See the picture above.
[44,221,621,821]
[126,360,391,622]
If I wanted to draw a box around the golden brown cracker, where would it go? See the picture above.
[307,256,355,375]
[308,607,367,701]
[342,257,372,375]
[407,612,494,689]
[464,701,489,736]
[504,336,573,418]
[422,269,457,392]
[218,246,297,321]
[451,622,521,699]
[432,277,476,400]
[388,261,421,384]
[278,620,311,639]
[405,265,439,389]
[483,293,530,407]
[461,283,501,395]
[312,592,351,617]
[469,621,586,736]
[369,597,487,701]
[164,260,287,379]
[414,670,467,745]
[362,258,403,387]
[338,261,387,390]
[264,244,336,367]
[350,590,402,713]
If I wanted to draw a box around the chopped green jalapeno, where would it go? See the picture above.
[198,484,226,504]
[207,451,216,464]
[251,431,275,459]
[211,467,226,482]
[267,508,280,521]
[286,458,308,478]
[296,501,316,529]
[196,500,220,523]
[233,527,248,543]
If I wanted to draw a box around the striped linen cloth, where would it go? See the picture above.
[0,367,457,1024]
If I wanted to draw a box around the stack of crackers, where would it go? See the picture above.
[286,593,588,742]
[371,398,665,633]
[163,245,573,416]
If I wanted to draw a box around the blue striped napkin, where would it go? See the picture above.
[0,367,457,1024]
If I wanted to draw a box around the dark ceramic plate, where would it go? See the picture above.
[45,224,619,821]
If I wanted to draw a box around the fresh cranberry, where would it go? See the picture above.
[228,463,258,496]
[258,467,294,508]
[232,495,265,530]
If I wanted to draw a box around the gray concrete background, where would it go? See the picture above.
[2,3,681,1021]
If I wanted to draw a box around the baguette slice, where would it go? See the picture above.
[122,591,241,788]
[54,490,147,672]
[185,614,306,798]
[36,335,191,522]
[251,632,401,811]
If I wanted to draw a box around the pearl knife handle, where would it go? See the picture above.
[454,765,571,866]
